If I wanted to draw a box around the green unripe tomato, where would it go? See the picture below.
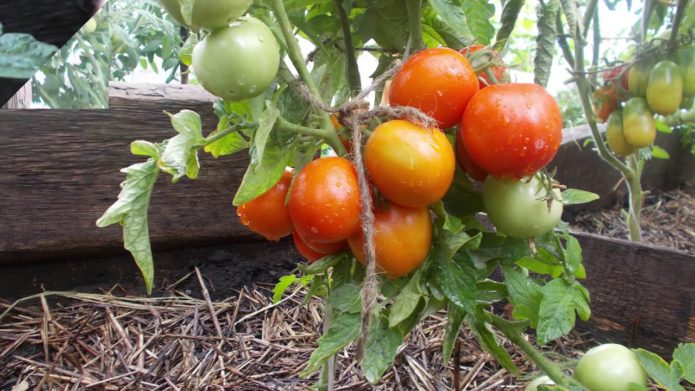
[159,0,252,30]
[622,97,656,148]
[83,17,97,34]
[627,61,653,96]
[192,16,280,101]
[574,344,647,391]
[483,175,563,239]
[676,45,695,96]
[524,376,555,391]
[606,109,637,157]
[646,60,683,115]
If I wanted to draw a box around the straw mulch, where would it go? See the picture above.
[0,269,590,391]
[573,183,695,253]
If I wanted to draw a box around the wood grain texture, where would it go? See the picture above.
[576,232,695,356]
[0,82,258,264]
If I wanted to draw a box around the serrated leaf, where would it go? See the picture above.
[468,311,519,375]
[651,145,670,160]
[204,130,248,158]
[159,110,205,182]
[232,142,291,206]
[362,315,405,384]
[429,0,495,44]
[438,252,477,314]
[254,104,280,166]
[534,0,559,87]
[537,279,589,344]
[328,283,362,314]
[0,31,58,79]
[273,274,297,303]
[442,303,465,362]
[494,0,524,50]
[503,267,543,327]
[355,0,409,50]
[633,348,685,391]
[300,312,360,377]
[673,343,695,383]
[561,189,600,205]
[96,161,160,294]
[389,271,425,327]
[131,140,161,159]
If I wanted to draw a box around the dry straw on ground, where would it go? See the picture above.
[0,269,591,391]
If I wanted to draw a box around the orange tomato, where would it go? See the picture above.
[236,170,293,241]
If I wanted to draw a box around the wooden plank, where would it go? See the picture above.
[0,82,257,264]
[575,232,695,356]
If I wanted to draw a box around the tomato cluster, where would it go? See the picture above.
[595,45,695,157]
[159,0,280,101]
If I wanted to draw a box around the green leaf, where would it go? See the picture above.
[651,145,671,160]
[633,348,685,391]
[442,303,465,362]
[536,279,589,344]
[438,252,477,314]
[159,110,205,182]
[232,142,291,206]
[494,0,524,50]
[503,267,543,327]
[299,252,349,275]
[204,130,248,158]
[561,189,600,205]
[254,104,280,166]
[355,0,409,50]
[389,271,425,327]
[432,201,465,233]
[673,343,695,383]
[429,0,495,45]
[654,119,673,134]
[131,140,161,159]
[565,235,582,276]
[517,256,562,276]
[96,161,160,294]
[300,312,360,377]
[179,33,197,66]
[328,283,362,314]
[177,0,195,26]
[273,274,297,303]
[442,168,485,217]
[468,311,519,375]
[0,31,58,78]
[627,383,650,391]
[362,315,405,384]
[534,0,559,87]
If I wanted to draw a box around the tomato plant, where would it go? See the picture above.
[676,45,695,96]
[365,119,455,207]
[192,16,280,101]
[288,157,361,244]
[627,60,653,96]
[592,84,618,123]
[605,110,637,157]
[348,203,432,279]
[388,47,479,129]
[646,60,683,115]
[159,0,252,30]
[574,344,647,391]
[622,97,656,148]
[482,175,563,239]
[459,83,563,179]
[236,170,293,241]
[460,44,507,89]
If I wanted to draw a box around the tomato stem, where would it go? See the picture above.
[332,0,362,97]
[276,117,347,155]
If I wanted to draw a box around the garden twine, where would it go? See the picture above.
[291,62,437,362]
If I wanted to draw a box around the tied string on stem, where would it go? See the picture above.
[287,61,436,363]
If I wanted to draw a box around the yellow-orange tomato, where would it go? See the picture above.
[236,170,293,241]
[365,120,455,207]
[348,203,432,279]
[389,47,479,129]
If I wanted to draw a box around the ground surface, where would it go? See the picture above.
[572,181,695,254]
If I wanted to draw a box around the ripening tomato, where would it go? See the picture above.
[455,128,488,182]
[627,61,653,96]
[288,157,361,243]
[646,60,683,115]
[603,65,628,90]
[593,84,618,123]
[236,170,293,241]
[301,235,348,254]
[459,45,507,89]
[622,97,656,148]
[605,110,637,157]
[192,17,280,101]
[348,203,432,279]
[292,231,326,263]
[389,47,479,129]
[574,344,647,391]
[483,175,563,239]
[676,45,695,96]
[365,120,456,207]
[159,0,252,30]
[460,83,563,179]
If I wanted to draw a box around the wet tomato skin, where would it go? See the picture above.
[646,60,683,115]
[292,232,326,263]
[459,83,563,179]
[365,120,456,207]
[389,47,479,129]
[236,170,293,241]
[288,157,361,244]
[348,203,432,279]
[455,129,488,182]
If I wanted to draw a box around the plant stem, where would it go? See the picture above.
[406,0,425,52]
[276,116,344,152]
[201,125,242,147]
[580,0,598,40]
[332,0,362,97]
[668,0,690,53]
[318,305,335,391]
[491,316,589,390]
[269,0,346,157]
[626,155,644,241]
[660,107,695,126]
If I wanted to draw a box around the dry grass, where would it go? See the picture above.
[0,268,592,391]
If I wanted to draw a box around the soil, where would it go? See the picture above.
[571,181,695,254]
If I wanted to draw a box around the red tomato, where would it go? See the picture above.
[389,47,479,129]
[288,157,361,243]
[459,83,563,179]
[603,65,629,90]
[592,84,618,123]
[460,44,507,89]
[348,203,432,279]
[301,234,348,254]
[455,128,488,182]
[236,170,293,241]
[292,231,325,263]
